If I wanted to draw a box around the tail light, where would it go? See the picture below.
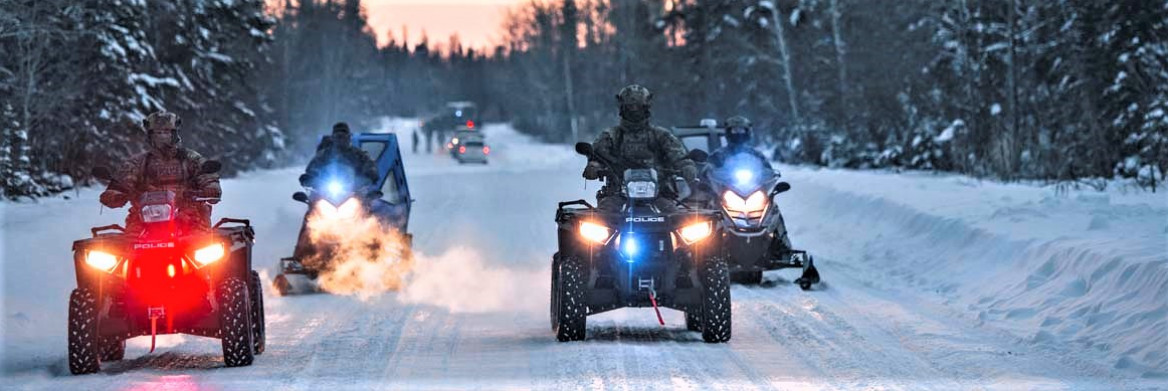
[459,146,466,154]
[482,146,490,155]
[466,120,475,129]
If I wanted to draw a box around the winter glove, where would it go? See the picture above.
[582,161,604,180]
[100,190,127,208]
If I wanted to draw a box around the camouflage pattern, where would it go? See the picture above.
[99,147,221,233]
[616,84,653,106]
[587,86,696,211]
[142,111,181,131]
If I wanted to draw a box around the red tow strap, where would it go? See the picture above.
[648,290,665,326]
[149,314,160,353]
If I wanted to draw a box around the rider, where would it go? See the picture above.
[582,84,697,212]
[708,116,771,169]
[303,122,379,190]
[706,115,792,251]
[99,111,221,233]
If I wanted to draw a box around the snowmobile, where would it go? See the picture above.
[699,151,820,289]
[273,132,413,295]
[550,143,731,343]
[69,162,263,375]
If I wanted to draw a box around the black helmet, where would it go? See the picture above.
[724,116,752,146]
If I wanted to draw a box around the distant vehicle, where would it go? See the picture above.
[426,101,479,150]
[273,132,414,295]
[671,118,725,153]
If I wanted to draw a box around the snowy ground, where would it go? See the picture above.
[2,119,1165,390]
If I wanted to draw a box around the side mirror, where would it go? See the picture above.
[292,191,309,203]
[91,166,114,181]
[772,181,791,195]
[200,160,222,175]
[298,173,311,187]
[686,149,709,163]
[574,142,593,156]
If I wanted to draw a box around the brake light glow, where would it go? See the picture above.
[482,146,490,155]
[466,120,475,129]
[459,146,466,154]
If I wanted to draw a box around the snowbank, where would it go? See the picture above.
[780,166,1168,378]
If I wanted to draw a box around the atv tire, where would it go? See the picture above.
[731,271,763,285]
[68,288,102,374]
[552,254,587,342]
[217,277,255,367]
[685,311,702,332]
[700,257,732,343]
[99,337,126,361]
[248,270,266,355]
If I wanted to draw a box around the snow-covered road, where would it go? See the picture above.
[3,120,1165,390]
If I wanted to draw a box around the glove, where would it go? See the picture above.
[100,190,127,208]
[582,161,604,180]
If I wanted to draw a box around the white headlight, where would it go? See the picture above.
[734,169,754,183]
[627,181,657,199]
[327,181,344,198]
[722,190,768,214]
[337,197,361,219]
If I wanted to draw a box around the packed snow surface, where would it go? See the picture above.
[2,120,1165,390]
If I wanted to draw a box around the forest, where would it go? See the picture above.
[2,0,1164,198]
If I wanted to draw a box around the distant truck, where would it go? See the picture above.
[424,101,479,152]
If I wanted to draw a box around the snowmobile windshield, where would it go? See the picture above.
[715,153,775,192]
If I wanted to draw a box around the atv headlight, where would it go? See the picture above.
[627,181,657,199]
[722,190,767,214]
[578,221,613,245]
[336,197,360,219]
[85,250,119,272]
[141,204,173,223]
[679,221,713,244]
[193,243,225,267]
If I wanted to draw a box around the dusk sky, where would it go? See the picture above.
[362,0,521,51]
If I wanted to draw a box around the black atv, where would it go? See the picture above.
[700,151,820,289]
[69,162,263,375]
[551,143,731,343]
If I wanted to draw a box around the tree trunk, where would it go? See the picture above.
[771,8,800,124]
[830,0,849,124]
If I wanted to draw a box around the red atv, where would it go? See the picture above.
[68,162,264,374]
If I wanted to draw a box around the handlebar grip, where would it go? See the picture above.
[213,218,251,228]
[91,224,125,237]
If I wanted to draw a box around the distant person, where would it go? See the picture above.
[412,129,419,154]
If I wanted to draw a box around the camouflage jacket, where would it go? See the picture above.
[590,120,697,197]
[111,147,221,199]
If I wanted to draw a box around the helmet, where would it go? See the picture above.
[331,121,352,147]
[142,111,181,133]
[616,85,653,122]
[141,111,182,148]
[724,116,752,146]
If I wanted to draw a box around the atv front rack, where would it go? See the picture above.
[555,199,594,222]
